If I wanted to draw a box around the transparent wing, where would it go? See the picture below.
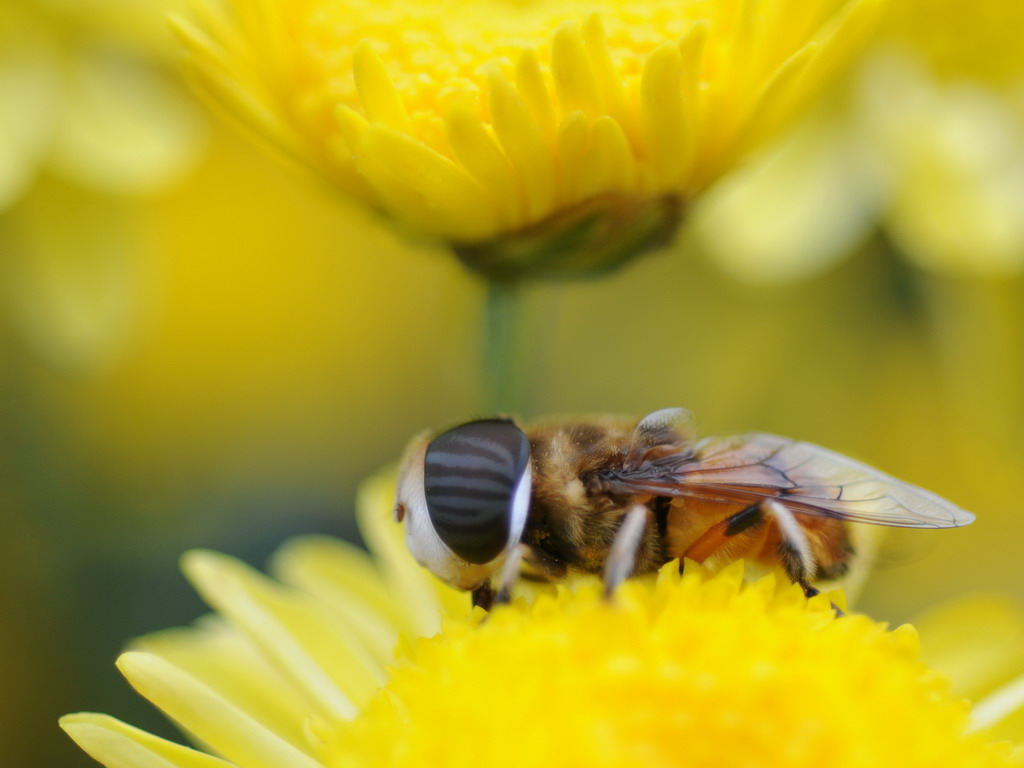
[600,433,975,529]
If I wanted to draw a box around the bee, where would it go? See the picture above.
[395,408,974,610]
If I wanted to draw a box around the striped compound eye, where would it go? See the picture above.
[423,419,532,565]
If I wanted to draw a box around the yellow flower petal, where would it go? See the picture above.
[352,43,409,132]
[917,595,1024,701]
[640,41,689,190]
[131,619,314,752]
[60,713,232,768]
[1,178,157,372]
[592,115,636,190]
[513,48,557,142]
[692,108,878,283]
[556,110,593,202]
[724,42,819,168]
[354,471,468,636]
[354,125,497,241]
[581,14,633,140]
[551,22,604,119]
[487,70,558,224]
[50,47,203,194]
[973,673,1024,741]
[270,535,409,665]
[880,81,1024,275]
[444,102,523,228]
[116,652,323,768]
[182,550,383,721]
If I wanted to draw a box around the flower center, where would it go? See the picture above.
[323,563,1017,768]
[289,0,839,146]
[296,0,702,111]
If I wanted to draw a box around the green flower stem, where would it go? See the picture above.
[483,280,528,414]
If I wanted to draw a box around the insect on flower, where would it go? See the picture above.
[396,408,975,609]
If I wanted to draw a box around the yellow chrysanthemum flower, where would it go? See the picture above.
[0,0,202,208]
[0,0,205,370]
[172,0,883,279]
[694,0,1024,280]
[61,473,1024,768]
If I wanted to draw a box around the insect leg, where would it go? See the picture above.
[761,500,844,615]
[603,503,651,598]
[683,500,817,587]
[494,544,526,605]
[681,501,836,603]
[471,582,495,611]
[472,545,535,612]
[760,500,815,588]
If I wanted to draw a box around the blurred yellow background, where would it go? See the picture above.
[2,1,1023,767]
